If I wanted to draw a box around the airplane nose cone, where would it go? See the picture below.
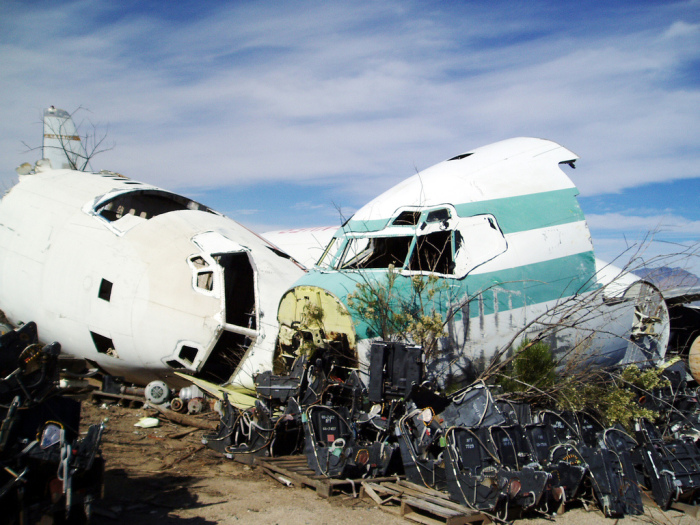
[276,285,357,372]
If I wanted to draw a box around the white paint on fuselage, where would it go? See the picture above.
[0,168,305,387]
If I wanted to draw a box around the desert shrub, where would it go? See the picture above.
[497,339,556,394]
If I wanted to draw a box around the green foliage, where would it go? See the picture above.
[555,364,668,430]
[346,266,447,359]
[619,364,670,391]
[496,340,669,431]
[497,339,556,394]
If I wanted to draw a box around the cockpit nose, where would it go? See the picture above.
[276,285,357,373]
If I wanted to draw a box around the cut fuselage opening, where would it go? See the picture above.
[195,251,258,384]
[95,189,215,222]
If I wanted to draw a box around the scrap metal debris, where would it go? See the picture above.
[0,323,105,524]
[202,340,700,520]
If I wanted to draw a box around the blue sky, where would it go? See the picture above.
[1,0,698,274]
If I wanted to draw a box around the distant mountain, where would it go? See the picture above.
[633,266,700,290]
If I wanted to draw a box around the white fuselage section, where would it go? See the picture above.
[0,167,305,387]
[276,138,671,379]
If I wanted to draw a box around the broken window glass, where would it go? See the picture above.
[408,230,454,274]
[339,236,413,269]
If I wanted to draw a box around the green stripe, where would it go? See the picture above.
[344,188,584,234]
[454,188,584,234]
[460,250,599,316]
[294,250,598,339]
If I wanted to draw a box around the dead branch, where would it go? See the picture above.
[148,403,218,431]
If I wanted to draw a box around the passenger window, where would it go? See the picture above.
[190,256,208,269]
[196,271,214,291]
[98,279,113,301]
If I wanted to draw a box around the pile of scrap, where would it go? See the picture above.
[201,340,700,521]
[0,323,105,524]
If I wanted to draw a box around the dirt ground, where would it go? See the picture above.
[83,401,696,525]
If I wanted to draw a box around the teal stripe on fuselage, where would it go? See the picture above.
[293,250,598,340]
[454,188,583,234]
[344,188,584,235]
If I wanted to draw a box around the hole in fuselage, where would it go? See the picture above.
[195,252,257,384]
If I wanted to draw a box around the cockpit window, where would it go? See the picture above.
[322,208,506,278]
[317,236,341,268]
[393,211,421,226]
[340,236,413,269]
[425,208,450,223]
[408,230,457,274]
[190,256,208,269]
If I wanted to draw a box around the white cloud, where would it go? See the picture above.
[0,0,698,217]
[587,213,700,235]
[663,20,700,39]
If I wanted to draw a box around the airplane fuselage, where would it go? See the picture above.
[0,166,305,387]
[275,138,670,380]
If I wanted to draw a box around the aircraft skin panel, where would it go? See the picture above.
[289,248,596,338]
[473,220,594,276]
[318,218,594,285]
[281,249,642,379]
[15,169,160,211]
[346,188,584,235]
[453,188,584,234]
[351,138,578,227]
[262,226,339,269]
[0,163,305,388]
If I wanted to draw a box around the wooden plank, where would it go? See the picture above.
[364,482,402,497]
[409,493,475,515]
[363,481,490,525]
[402,496,462,517]
[362,482,385,506]
[380,505,403,516]
[402,506,446,525]
[397,479,453,500]
[259,459,309,476]
[268,457,307,465]
[402,498,489,525]
[380,482,475,515]
[402,500,471,525]
[258,456,404,500]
